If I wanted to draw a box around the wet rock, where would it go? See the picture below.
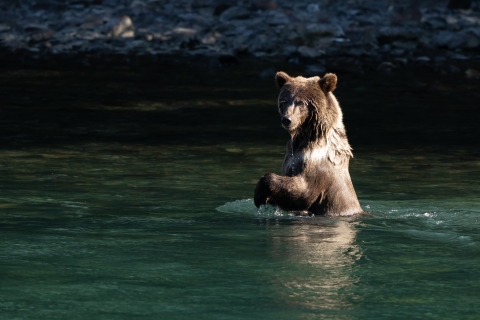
[305,23,344,38]
[263,10,290,26]
[378,26,422,41]
[24,23,50,32]
[130,0,147,15]
[252,52,268,58]
[303,25,345,49]
[179,38,200,50]
[1,33,27,51]
[415,56,431,62]
[307,4,320,13]
[135,28,152,41]
[220,6,251,23]
[3,0,480,65]
[283,45,298,57]
[80,16,108,31]
[345,28,377,46]
[178,13,211,25]
[298,46,323,59]
[0,24,11,32]
[468,27,480,39]
[386,4,421,26]
[377,61,396,73]
[213,4,231,16]
[172,28,197,38]
[432,30,479,49]
[108,16,134,38]
[390,48,405,56]
[450,53,469,60]
[380,44,392,53]
[345,47,365,57]
[200,31,221,45]
[121,31,135,39]
[436,64,461,75]
[249,34,271,53]
[465,68,480,78]
[394,57,409,66]
[434,30,454,48]
[458,15,480,28]
[446,15,459,26]
[424,17,447,30]
[31,29,55,42]
[253,1,277,11]
[392,40,418,50]
[434,56,447,62]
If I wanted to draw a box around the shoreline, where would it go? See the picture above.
[1,0,480,77]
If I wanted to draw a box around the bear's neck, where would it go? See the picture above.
[291,126,353,164]
[290,131,308,151]
[290,128,322,150]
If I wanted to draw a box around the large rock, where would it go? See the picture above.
[302,23,344,47]
[219,6,251,23]
[31,29,55,42]
[263,10,290,26]
[108,16,134,38]
[253,1,277,11]
[423,16,447,30]
[298,46,323,58]
[434,30,480,49]
[377,26,422,41]
[130,0,147,15]
[305,23,344,37]
[0,24,11,32]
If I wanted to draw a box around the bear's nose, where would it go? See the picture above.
[281,117,291,126]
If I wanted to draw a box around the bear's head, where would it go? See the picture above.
[275,71,343,141]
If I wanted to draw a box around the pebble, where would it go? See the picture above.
[220,6,251,22]
[109,15,134,37]
[377,61,396,73]
[465,68,480,78]
[415,56,430,62]
[0,24,11,32]
[297,46,323,59]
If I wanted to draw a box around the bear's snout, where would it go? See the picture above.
[281,116,292,127]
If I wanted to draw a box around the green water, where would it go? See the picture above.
[0,63,479,319]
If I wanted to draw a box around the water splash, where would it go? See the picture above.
[215,199,256,215]
[216,199,302,219]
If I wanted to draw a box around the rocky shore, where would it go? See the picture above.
[1,0,480,76]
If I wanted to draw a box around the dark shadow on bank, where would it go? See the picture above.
[0,60,479,150]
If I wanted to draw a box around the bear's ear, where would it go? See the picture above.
[275,71,291,89]
[319,73,337,93]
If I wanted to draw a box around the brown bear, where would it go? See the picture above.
[254,71,362,216]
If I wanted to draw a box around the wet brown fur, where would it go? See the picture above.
[254,71,362,216]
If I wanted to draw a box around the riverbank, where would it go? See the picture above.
[1,0,480,77]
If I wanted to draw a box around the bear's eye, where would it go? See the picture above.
[295,101,306,108]
[279,99,286,105]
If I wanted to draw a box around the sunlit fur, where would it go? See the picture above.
[254,71,362,216]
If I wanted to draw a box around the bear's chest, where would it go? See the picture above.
[283,147,328,176]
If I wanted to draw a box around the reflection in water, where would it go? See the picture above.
[265,219,361,311]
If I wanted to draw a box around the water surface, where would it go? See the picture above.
[0,63,479,319]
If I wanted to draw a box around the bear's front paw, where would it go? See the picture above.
[254,174,274,207]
